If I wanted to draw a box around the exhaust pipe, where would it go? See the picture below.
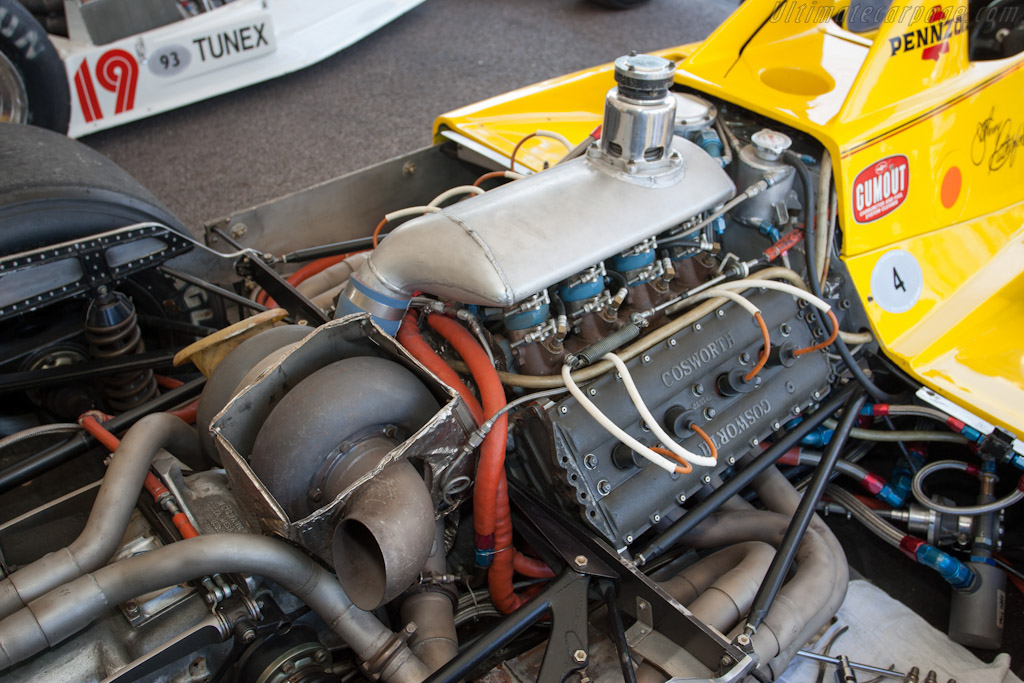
[332,459,436,611]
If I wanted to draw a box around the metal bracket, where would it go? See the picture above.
[0,224,194,322]
[235,253,330,326]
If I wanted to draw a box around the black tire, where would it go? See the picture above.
[0,122,187,251]
[0,0,69,132]
[587,0,650,8]
[0,123,218,419]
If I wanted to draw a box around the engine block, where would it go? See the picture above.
[523,288,831,545]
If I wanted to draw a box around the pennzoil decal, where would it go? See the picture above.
[853,155,909,224]
[888,5,967,61]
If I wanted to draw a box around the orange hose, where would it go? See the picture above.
[651,447,693,474]
[744,312,771,382]
[397,313,484,426]
[489,472,526,612]
[794,310,840,356]
[79,414,200,539]
[371,217,388,248]
[263,252,364,308]
[473,171,511,188]
[154,375,184,389]
[426,314,506,542]
[169,398,199,425]
[691,424,718,463]
[514,551,555,579]
[509,132,538,172]
[426,313,538,613]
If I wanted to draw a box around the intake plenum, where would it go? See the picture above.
[336,136,734,333]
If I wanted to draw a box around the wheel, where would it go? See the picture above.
[0,122,187,250]
[0,123,218,421]
[0,0,69,132]
[587,0,651,8]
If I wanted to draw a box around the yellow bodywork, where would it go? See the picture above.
[434,0,1024,437]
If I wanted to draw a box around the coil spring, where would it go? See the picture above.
[84,290,158,412]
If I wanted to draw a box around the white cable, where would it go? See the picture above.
[533,130,574,152]
[428,185,486,208]
[560,365,678,474]
[716,279,832,313]
[603,353,717,468]
[384,205,442,222]
[687,287,761,317]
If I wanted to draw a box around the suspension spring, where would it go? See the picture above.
[84,288,158,412]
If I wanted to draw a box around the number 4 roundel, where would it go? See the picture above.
[869,249,923,314]
[73,49,139,123]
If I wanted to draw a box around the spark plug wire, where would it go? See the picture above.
[509,130,573,172]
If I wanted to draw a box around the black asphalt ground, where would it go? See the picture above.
[83,0,736,231]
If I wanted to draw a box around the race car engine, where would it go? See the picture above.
[1,43,1015,683]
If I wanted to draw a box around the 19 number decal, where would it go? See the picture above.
[73,49,138,123]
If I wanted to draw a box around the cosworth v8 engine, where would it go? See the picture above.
[3,34,1018,683]
[525,287,830,546]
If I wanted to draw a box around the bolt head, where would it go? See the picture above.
[693,323,703,332]
[678,493,687,503]
[282,661,296,674]
[750,438,759,447]
[702,475,711,484]
[574,555,589,568]
[231,224,247,239]
[625,535,634,544]
[668,338,678,347]
[692,383,705,397]
[574,649,587,663]
[642,354,651,363]
[559,406,568,414]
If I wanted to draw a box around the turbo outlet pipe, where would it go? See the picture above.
[0,534,431,683]
[248,356,440,611]
[400,520,459,672]
[0,413,198,621]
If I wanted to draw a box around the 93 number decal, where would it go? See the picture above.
[149,44,191,78]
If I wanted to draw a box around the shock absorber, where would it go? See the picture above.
[84,287,158,412]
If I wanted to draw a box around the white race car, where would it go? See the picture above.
[0,0,426,137]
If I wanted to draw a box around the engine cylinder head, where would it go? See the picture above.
[601,53,677,166]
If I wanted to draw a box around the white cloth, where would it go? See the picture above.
[778,579,1021,683]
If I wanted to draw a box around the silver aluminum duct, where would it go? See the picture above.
[337,134,734,334]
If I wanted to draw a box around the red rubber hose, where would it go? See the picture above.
[397,313,484,425]
[426,314,507,548]
[79,414,200,540]
[514,549,556,579]
[260,252,364,307]
[426,314,539,613]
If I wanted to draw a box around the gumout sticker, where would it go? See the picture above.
[853,155,909,223]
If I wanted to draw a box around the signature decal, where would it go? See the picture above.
[972,107,1024,172]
